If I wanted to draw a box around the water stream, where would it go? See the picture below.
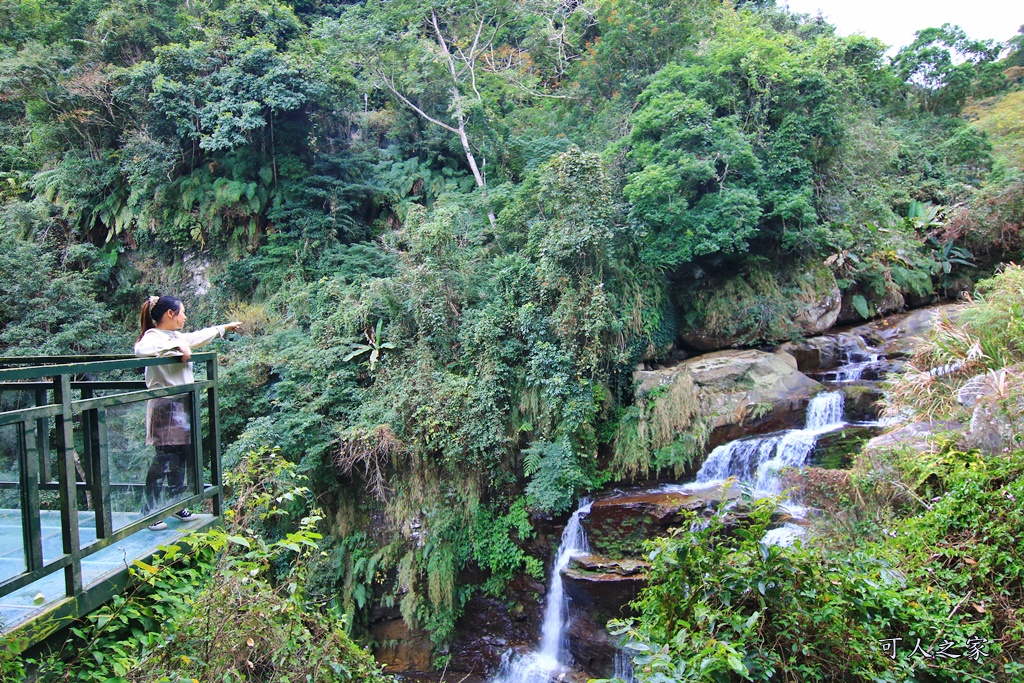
[492,329,903,680]
[491,499,592,683]
[695,391,847,495]
[821,334,886,382]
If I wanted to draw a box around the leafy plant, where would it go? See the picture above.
[17,448,391,683]
[344,319,396,372]
[608,485,1015,683]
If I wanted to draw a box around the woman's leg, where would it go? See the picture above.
[165,444,190,498]
[142,446,174,515]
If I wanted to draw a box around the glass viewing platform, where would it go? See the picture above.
[0,354,223,647]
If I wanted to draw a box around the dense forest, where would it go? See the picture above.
[2,0,1024,679]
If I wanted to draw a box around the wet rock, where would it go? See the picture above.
[583,489,710,558]
[449,576,547,676]
[371,617,434,673]
[563,556,649,678]
[862,420,963,455]
[563,556,648,616]
[778,336,841,373]
[810,425,881,470]
[634,349,824,447]
[838,383,883,421]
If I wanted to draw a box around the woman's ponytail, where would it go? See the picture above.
[139,295,182,340]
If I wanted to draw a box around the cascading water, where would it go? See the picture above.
[695,391,846,495]
[613,650,636,683]
[688,391,846,546]
[491,499,592,683]
[826,335,885,382]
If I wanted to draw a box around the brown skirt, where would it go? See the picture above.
[146,396,192,447]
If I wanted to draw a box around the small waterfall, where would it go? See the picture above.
[613,649,636,683]
[491,499,593,683]
[804,391,845,429]
[830,335,884,382]
[695,392,846,494]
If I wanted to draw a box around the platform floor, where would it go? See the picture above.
[0,509,212,631]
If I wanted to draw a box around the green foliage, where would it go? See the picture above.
[0,226,124,355]
[15,448,390,683]
[582,0,721,95]
[344,318,396,372]
[612,373,710,480]
[609,475,1018,682]
[472,497,543,593]
[893,24,1005,115]
[613,11,854,268]
[1,0,1018,665]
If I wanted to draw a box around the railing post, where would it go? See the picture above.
[19,420,43,572]
[189,384,203,502]
[94,408,112,539]
[53,374,82,596]
[34,388,51,483]
[205,357,222,518]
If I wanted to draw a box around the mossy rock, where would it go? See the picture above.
[810,425,880,469]
[678,259,841,351]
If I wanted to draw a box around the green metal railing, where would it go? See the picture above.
[0,353,223,625]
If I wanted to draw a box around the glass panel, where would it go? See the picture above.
[105,397,197,531]
[0,423,26,583]
[34,415,61,567]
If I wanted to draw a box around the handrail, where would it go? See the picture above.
[0,354,223,638]
[0,351,217,381]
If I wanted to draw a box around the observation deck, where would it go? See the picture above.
[0,354,224,648]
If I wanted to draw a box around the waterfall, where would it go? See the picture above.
[613,649,636,683]
[491,499,593,683]
[695,392,846,494]
[829,335,884,382]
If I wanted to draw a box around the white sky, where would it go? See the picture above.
[781,1,1023,53]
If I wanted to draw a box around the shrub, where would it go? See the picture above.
[14,449,391,683]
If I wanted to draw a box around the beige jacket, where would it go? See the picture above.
[134,326,227,445]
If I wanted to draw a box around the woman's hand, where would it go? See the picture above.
[178,343,192,363]
[224,321,243,333]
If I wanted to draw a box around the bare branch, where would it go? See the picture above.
[378,72,461,135]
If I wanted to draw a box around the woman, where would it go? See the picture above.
[135,295,241,530]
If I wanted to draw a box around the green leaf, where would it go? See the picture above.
[227,535,251,548]
[851,294,871,319]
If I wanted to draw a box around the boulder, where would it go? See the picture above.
[778,336,841,373]
[862,420,963,455]
[635,349,824,445]
[837,383,883,421]
[563,556,649,677]
[860,304,965,358]
[809,424,881,470]
[583,489,712,558]
[957,370,1003,407]
[961,368,1024,454]
[794,276,843,335]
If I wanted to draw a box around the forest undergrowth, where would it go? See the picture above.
[2,0,1024,665]
[608,266,1024,682]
